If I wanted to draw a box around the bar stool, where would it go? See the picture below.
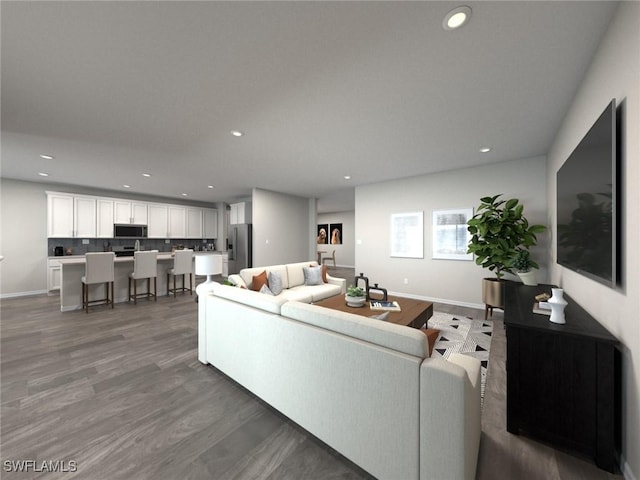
[81,252,115,313]
[128,250,158,304]
[167,249,193,297]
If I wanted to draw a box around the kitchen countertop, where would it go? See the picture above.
[49,251,228,260]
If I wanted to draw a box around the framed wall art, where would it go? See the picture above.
[329,223,342,244]
[317,224,328,244]
[432,208,473,260]
[390,212,424,258]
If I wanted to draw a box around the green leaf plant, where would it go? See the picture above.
[467,194,546,279]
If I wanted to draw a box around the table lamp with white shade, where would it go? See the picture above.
[195,254,222,285]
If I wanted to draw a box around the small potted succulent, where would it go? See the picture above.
[345,285,367,308]
[512,249,539,286]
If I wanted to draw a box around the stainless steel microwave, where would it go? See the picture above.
[114,224,147,238]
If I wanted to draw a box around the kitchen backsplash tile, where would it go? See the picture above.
[47,238,216,256]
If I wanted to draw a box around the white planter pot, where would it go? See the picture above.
[517,270,538,286]
[345,295,366,308]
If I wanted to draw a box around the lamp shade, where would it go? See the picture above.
[195,254,222,281]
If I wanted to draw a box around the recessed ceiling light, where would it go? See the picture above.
[480,147,492,153]
[181,193,188,197]
[39,154,55,160]
[123,184,131,188]
[443,6,471,30]
[38,172,49,177]
[207,185,215,189]
[344,175,351,180]
[142,173,152,177]
[230,130,244,137]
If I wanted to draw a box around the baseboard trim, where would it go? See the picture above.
[387,290,486,311]
[0,289,48,299]
[622,455,637,480]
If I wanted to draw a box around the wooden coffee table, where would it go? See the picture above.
[315,294,433,329]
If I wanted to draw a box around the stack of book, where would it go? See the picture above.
[533,293,551,315]
[370,301,401,312]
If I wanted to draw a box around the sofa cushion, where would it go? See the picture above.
[303,265,323,286]
[213,283,287,314]
[252,271,269,292]
[283,284,342,303]
[286,261,318,288]
[281,301,429,358]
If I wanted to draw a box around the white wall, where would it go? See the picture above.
[546,3,639,478]
[251,188,313,266]
[317,211,355,267]
[0,179,50,295]
[355,156,547,308]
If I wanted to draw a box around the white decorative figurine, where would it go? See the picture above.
[548,288,568,324]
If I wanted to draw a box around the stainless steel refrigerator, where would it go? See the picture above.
[227,223,252,274]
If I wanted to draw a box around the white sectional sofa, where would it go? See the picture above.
[227,260,346,302]
[197,261,481,480]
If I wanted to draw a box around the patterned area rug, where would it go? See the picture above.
[427,312,493,403]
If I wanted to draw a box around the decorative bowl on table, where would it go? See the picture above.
[345,285,367,307]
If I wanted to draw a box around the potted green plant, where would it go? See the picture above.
[512,249,539,286]
[345,285,366,308]
[467,195,546,313]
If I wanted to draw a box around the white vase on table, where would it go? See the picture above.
[548,288,568,324]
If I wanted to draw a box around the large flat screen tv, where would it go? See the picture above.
[556,99,619,287]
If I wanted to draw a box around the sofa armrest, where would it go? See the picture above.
[420,355,481,480]
[326,274,346,294]
[227,274,247,288]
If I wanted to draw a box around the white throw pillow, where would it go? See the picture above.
[268,271,283,295]
[259,284,274,296]
[303,266,323,286]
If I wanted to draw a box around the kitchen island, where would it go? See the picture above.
[57,252,223,311]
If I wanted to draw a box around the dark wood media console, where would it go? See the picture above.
[504,282,621,473]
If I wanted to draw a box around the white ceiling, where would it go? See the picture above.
[1,1,618,213]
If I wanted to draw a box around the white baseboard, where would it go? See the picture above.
[388,290,486,311]
[0,289,47,299]
[622,455,637,480]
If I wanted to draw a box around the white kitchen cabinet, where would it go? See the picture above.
[168,206,186,238]
[74,196,97,238]
[203,208,218,239]
[186,207,203,239]
[96,198,114,238]
[229,202,251,225]
[47,258,61,294]
[47,193,74,237]
[114,200,148,224]
[147,203,168,238]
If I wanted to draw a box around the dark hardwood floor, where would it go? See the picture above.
[0,269,622,479]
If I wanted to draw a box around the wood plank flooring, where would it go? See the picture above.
[0,270,623,479]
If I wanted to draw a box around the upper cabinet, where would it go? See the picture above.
[147,203,168,238]
[47,193,74,237]
[96,198,115,238]
[186,207,203,239]
[168,206,186,238]
[47,191,218,239]
[114,200,147,225]
[47,193,99,238]
[203,208,218,239]
[230,202,251,225]
[74,196,97,238]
